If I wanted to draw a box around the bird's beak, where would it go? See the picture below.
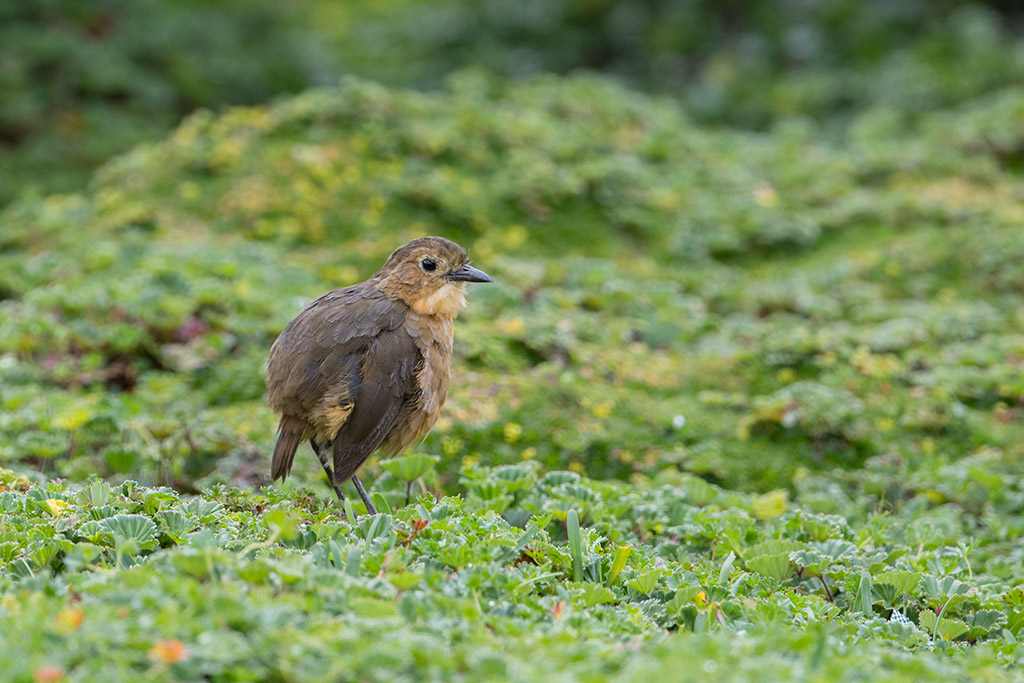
[446,264,492,283]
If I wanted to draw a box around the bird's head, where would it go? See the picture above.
[374,236,492,318]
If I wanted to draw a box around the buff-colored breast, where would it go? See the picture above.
[380,309,454,457]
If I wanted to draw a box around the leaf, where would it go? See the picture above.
[606,545,632,585]
[752,489,787,519]
[158,510,192,541]
[237,559,273,584]
[100,514,158,553]
[349,597,398,618]
[495,522,541,562]
[812,539,857,562]
[382,454,439,483]
[1003,586,1024,607]
[875,570,921,595]
[626,568,663,595]
[967,610,1006,639]
[76,520,112,546]
[18,432,66,459]
[790,549,826,575]
[567,509,583,582]
[920,574,971,611]
[345,546,362,577]
[479,494,513,514]
[921,574,970,599]
[26,541,62,570]
[574,582,615,608]
[745,540,805,558]
[53,405,93,431]
[181,499,224,521]
[171,546,223,579]
[77,481,111,508]
[919,610,969,641]
[747,553,795,581]
[683,476,717,506]
[387,570,423,590]
[854,571,873,617]
[665,586,706,616]
[43,499,70,517]
[371,492,392,515]
[103,446,142,474]
[263,508,301,541]
[718,551,737,584]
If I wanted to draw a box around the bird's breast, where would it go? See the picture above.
[407,314,453,413]
[395,312,452,442]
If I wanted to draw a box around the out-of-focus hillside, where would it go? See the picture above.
[3,1,1023,203]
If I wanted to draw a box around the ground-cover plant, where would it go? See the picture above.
[1,76,1022,494]
[1,74,1024,679]
[2,468,1023,681]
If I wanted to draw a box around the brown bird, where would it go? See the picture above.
[266,236,491,514]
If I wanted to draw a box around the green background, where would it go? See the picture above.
[1,2,1024,680]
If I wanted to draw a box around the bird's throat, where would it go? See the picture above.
[410,282,467,318]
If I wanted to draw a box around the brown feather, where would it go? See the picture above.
[271,414,306,482]
[265,236,489,494]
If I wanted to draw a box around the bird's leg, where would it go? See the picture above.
[351,475,378,515]
[311,440,350,510]
[324,468,348,504]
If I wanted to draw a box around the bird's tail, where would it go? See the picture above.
[271,415,306,482]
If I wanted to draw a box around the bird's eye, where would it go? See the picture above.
[420,258,437,272]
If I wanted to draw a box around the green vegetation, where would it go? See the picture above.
[3,3,1024,680]
[0,0,334,204]
[2,72,1024,680]
[4,1,1023,204]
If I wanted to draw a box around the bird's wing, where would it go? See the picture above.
[331,325,421,483]
[266,285,407,416]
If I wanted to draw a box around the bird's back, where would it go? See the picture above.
[267,284,401,416]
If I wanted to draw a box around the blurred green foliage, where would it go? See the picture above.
[322,0,1024,126]
[0,0,335,204]
[3,1,1024,204]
